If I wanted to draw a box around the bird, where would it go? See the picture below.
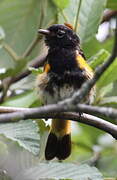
[36,24,95,160]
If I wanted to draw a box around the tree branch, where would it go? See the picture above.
[10,53,47,84]
[1,104,117,120]
[101,10,117,24]
[0,106,117,139]
[0,54,47,93]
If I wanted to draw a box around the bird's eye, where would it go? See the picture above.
[57,30,65,38]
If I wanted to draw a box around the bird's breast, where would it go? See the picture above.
[36,69,87,104]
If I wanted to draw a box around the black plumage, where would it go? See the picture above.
[37,24,94,160]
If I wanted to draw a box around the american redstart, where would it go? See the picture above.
[37,24,95,160]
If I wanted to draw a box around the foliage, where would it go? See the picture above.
[0,0,117,179]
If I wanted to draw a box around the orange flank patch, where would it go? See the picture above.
[44,63,51,73]
[76,54,93,74]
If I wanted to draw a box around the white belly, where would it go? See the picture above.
[36,71,95,105]
[36,72,75,104]
[39,84,75,104]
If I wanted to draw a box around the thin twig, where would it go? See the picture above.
[0,77,12,103]
[74,0,82,32]
[22,0,45,58]
[0,106,29,113]
[83,151,101,166]
[3,43,19,61]
[60,10,69,23]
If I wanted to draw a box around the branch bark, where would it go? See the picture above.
[1,104,117,120]
[101,10,117,23]
[0,106,117,139]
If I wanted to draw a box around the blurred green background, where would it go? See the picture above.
[0,0,117,179]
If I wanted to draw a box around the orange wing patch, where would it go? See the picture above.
[76,54,94,77]
[44,63,51,73]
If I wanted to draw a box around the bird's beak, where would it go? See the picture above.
[38,29,50,35]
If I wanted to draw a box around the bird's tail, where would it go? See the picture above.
[45,119,71,160]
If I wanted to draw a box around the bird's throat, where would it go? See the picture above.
[47,48,77,74]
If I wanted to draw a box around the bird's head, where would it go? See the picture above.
[38,24,80,49]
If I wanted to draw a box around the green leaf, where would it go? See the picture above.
[0,26,5,46]
[95,83,113,104]
[0,68,13,79]
[83,36,114,59]
[97,57,117,88]
[19,163,103,180]
[37,120,49,161]
[0,48,15,69]
[107,0,117,10]
[89,49,110,69]
[98,154,117,177]
[0,172,11,180]
[0,0,57,66]
[29,67,43,75]
[0,58,28,79]
[0,120,40,155]
[0,27,5,52]
[108,81,117,96]
[52,0,70,10]
[0,0,40,55]
[0,136,103,180]
[0,135,38,179]
[58,0,80,25]
[99,96,117,108]
[2,90,37,108]
[10,73,35,91]
[78,123,104,145]
[13,58,29,74]
[78,0,107,43]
